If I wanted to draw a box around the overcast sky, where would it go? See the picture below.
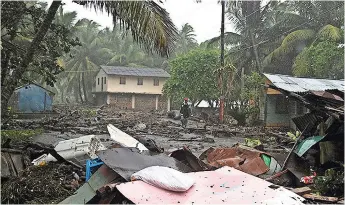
[51,0,233,43]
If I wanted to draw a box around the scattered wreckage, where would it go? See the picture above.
[2,84,344,205]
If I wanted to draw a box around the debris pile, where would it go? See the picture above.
[1,162,84,204]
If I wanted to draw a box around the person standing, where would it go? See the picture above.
[180,98,191,128]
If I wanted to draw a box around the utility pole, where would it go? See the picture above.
[219,0,225,123]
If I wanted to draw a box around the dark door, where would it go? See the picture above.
[101,77,104,91]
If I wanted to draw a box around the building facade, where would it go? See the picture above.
[93,66,171,111]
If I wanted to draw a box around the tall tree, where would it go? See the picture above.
[1,0,178,117]
[175,23,198,55]
[263,1,344,73]
[163,49,220,106]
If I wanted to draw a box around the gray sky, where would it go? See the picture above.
[55,0,233,43]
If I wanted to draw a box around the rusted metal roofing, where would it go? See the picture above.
[101,66,170,78]
[201,145,271,176]
[264,73,345,93]
[116,166,305,204]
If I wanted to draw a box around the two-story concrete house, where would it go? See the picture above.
[93,66,171,111]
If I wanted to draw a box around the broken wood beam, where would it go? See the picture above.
[302,194,338,203]
[290,187,312,195]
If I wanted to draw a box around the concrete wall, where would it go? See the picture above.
[135,94,156,111]
[99,93,170,111]
[95,69,108,92]
[95,93,107,106]
[94,71,167,95]
[108,93,132,109]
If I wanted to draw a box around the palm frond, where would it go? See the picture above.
[263,29,315,66]
[317,24,342,42]
[73,0,178,57]
[207,32,242,48]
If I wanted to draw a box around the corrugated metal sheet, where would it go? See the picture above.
[116,166,305,204]
[264,73,345,93]
[202,145,270,176]
[97,148,193,181]
[292,113,320,133]
[101,66,170,78]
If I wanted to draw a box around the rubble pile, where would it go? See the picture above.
[1,86,344,204]
[1,162,84,204]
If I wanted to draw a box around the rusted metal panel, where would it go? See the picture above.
[203,145,270,176]
[97,148,192,181]
[116,166,305,204]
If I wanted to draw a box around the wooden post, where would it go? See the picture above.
[219,0,225,123]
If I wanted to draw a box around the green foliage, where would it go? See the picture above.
[227,71,263,125]
[1,1,80,87]
[313,168,344,197]
[163,49,220,104]
[293,39,344,79]
[80,109,97,117]
[1,129,44,144]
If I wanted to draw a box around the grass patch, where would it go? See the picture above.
[1,129,44,144]
[80,109,97,118]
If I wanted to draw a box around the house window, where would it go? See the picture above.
[275,95,288,114]
[153,78,159,86]
[98,78,99,85]
[104,77,106,84]
[120,77,126,84]
[137,78,143,85]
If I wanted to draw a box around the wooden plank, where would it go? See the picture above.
[291,187,312,195]
[302,194,338,203]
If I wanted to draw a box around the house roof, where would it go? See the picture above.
[100,66,170,78]
[15,83,55,95]
[264,73,345,93]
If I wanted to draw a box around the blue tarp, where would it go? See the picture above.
[16,84,53,113]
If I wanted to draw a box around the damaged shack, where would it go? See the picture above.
[261,73,344,129]
[265,77,344,199]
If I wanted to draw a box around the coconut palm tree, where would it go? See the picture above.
[1,0,178,117]
[263,1,344,67]
[206,0,282,73]
[175,23,198,55]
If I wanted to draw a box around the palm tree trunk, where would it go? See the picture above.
[1,1,61,118]
[78,74,84,103]
[81,72,88,103]
[250,31,262,72]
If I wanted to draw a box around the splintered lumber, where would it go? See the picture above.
[302,194,338,203]
[291,187,312,195]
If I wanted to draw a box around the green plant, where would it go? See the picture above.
[1,129,44,144]
[313,168,344,197]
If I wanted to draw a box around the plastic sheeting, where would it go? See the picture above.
[15,84,53,113]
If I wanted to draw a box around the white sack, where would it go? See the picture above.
[131,166,195,192]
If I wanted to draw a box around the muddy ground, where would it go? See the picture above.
[3,105,287,157]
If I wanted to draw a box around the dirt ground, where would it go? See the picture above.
[8,105,277,157]
[3,105,289,156]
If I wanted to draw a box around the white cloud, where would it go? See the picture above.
[44,0,234,43]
